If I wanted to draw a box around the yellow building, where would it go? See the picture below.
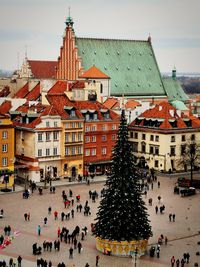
[0,114,15,189]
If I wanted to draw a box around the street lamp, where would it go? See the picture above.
[134,247,138,267]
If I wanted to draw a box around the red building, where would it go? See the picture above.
[73,98,120,175]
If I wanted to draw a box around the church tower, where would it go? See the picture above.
[55,12,82,80]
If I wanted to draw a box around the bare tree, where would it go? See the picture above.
[177,140,200,181]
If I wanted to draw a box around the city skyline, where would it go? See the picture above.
[0,0,199,73]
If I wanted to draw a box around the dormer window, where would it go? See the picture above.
[70,110,76,117]
[94,113,98,120]
[85,114,90,121]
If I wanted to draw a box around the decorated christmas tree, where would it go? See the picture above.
[94,110,152,242]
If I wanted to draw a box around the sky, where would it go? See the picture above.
[0,0,200,73]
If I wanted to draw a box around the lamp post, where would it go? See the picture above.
[134,247,138,267]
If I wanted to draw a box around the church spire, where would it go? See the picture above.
[65,7,74,28]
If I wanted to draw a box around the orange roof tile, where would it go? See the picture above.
[0,100,12,115]
[130,101,200,130]
[14,83,29,98]
[103,98,119,109]
[80,65,110,79]
[26,83,40,101]
[48,81,67,94]
[28,60,57,79]
[125,99,140,109]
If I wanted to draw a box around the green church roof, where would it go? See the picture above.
[170,100,189,111]
[162,77,189,102]
[76,37,166,97]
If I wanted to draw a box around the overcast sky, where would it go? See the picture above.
[0,0,199,73]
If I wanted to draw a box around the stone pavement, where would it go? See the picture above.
[0,174,200,267]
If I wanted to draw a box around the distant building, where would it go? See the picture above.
[129,101,200,172]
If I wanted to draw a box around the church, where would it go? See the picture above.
[17,14,188,103]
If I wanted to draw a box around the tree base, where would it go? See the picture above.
[1,188,12,192]
[96,237,148,257]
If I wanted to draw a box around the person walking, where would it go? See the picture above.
[37,225,41,236]
[171,256,175,267]
[17,255,22,267]
[176,259,180,267]
[77,241,82,253]
[44,217,48,226]
[169,213,172,222]
[69,247,73,258]
[155,206,158,214]
[57,227,61,238]
[27,212,30,221]
[172,214,176,222]
[96,255,100,267]
[48,206,52,215]
[181,258,185,267]
[165,236,168,245]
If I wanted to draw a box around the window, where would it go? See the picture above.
[71,147,76,155]
[85,136,90,143]
[46,148,50,156]
[72,122,76,128]
[102,125,106,131]
[171,136,176,142]
[100,83,103,94]
[134,132,138,139]
[72,133,76,142]
[150,135,154,141]
[141,143,146,153]
[170,146,176,156]
[65,133,69,142]
[133,142,138,152]
[53,132,58,140]
[70,110,76,117]
[91,148,96,155]
[54,121,58,127]
[155,146,159,155]
[46,121,50,127]
[155,136,159,142]
[85,126,90,132]
[78,132,82,142]
[142,134,146,140]
[2,157,8,167]
[65,123,70,128]
[78,122,82,128]
[112,124,117,130]
[94,113,98,120]
[77,146,82,155]
[155,160,159,168]
[149,146,154,154]
[191,134,195,141]
[102,135,107,141]
[102,147,107,155]
[38,149,42,157]
[130,132,133,138]
[46,132,50,141]
[91,125,97,131]
[182,135,186,142]
[53,147,57,156]
[65,147,69,155]
[112,134,116,141]
[2,131,8,139]
[181,145,186,155]
[38,133,43,142]
[85,149,90,156]
[92,136,96,142]
[2,144,8,153]
[86,114,90,121]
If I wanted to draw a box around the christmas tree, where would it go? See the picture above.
[94,110,152,242]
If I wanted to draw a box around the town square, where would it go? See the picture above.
[0,1,200,266]
[0,172,200,266]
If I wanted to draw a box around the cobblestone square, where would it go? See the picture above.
[0,175,200,267]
